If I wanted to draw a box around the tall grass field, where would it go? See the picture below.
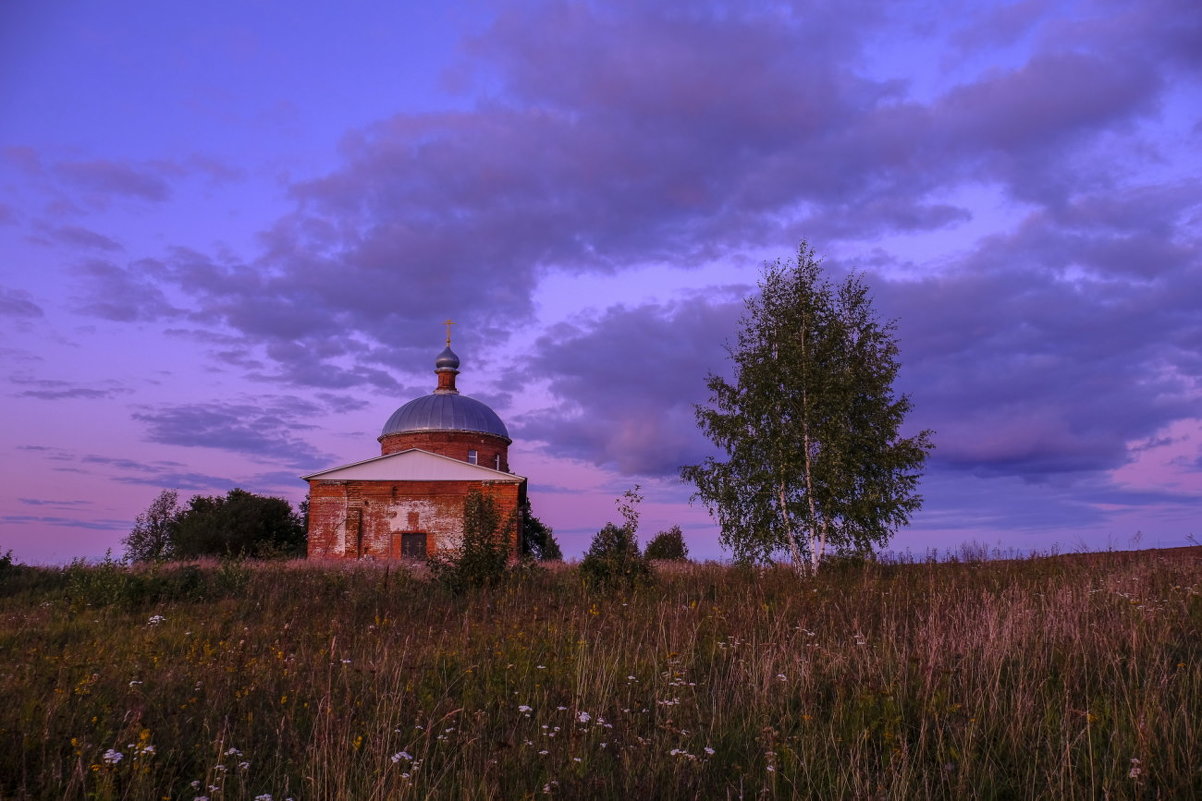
[1,548,1199,799]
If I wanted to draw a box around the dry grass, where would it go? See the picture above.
[0,548,1199,799]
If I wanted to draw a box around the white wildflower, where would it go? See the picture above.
[577,711,591,723]
[102,749,123,765]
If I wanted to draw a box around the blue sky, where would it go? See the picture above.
[2,0,1200,563]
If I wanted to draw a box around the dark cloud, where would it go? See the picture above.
[54,159,171,203]
[520,295,742,475]
[72,0,1197,404]
[18,498,92,507]
[0,515,127,532]
[20,451,265,493]
[131,396,332,469]
[32,223,124,252]
[0,287,43,318]
[72,258,180,322]
[873,212,1202,478]
[315,392,372,413]
[11,376,131,400]
[110,471,240,491]
[525,195,1201,485]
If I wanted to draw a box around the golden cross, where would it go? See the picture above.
[443,318,455,346]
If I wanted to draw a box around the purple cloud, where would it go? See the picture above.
[54,159,171,203]
[0,287,43,318]
[33,223,124,252]
[72,259,180,322]
[10,376,132,401]
[520,295,742,475]
[131,396,332,469]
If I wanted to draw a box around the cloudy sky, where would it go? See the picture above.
[2,0,1200,564]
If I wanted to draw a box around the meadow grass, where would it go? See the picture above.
[0,548,1199,799]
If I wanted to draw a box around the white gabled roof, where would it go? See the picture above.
[302,449,526,483]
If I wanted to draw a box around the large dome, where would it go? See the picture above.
[380,393,510,441]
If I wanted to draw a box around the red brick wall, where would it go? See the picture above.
[306,478,524,560]
[378,430,511,472]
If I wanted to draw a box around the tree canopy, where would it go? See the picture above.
[122,489,180,563]
[124,488,306,562]
[681,243,932,573]
[520,502,563,561]
[644,525,689,561]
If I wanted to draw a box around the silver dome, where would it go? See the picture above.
[435,346,460,370]
[380,393,510,440]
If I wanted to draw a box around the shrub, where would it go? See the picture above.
[580,522,653,588]
[429,490,513,593]
[65,552,132,608]
[644,525,689,561]
[580,488,654,587]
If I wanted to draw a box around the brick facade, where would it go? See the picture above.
[307,477,524,560]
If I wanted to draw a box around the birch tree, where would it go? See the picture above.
[681,243,932,574]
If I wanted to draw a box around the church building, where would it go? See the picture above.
[303,332,525,560]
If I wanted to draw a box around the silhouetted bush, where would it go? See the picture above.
[580,523,653,588]
[644,525,689,561]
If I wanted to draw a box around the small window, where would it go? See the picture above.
[494,454,501,470]
[400,532,427,559]
[467,449,478,464]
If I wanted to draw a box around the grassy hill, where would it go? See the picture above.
[1,548,1199,799]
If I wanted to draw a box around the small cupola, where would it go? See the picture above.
[434,320,461,394]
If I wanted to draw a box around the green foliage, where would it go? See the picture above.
[172,488,305,559]
[429,490,513,593]
[580,486,653,587]
[682,242,933,573]
[520,501,563,561]
[62,557,245,609]
[65,551,131,608]
[644,525,689,561]
[122,489,180,563]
